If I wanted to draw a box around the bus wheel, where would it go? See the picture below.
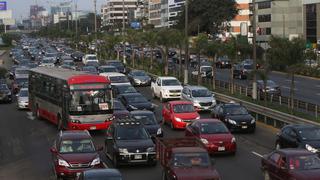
[57,115,62,130]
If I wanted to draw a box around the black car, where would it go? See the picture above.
[112,84,137,98]
[216,56,231,69]
[118,93,154,111]
[104,119,157,167]
[78,169,122,180]
[275,124,320,154]
[113,99,130,119]
[127,70,151,86]
[71,51,85,62]
[210,103,255,133]
[106,60,126,73]
[130,110,163,137]
[0,84,12,103]
[233,63,253,79]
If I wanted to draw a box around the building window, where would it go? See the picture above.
[258,1,271,9]
[258,14,271,22]
[306,4,317,43]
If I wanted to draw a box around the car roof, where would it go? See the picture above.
[83,169,121,177]
[130,110,154,115]
[60,130,91,140]
[102,72,125,77]
[172,147,207,153]
[222,103,242,107]
[276,148,315,156]
[158,76,178,80]
[121,92,142,97]
[196,118,222,123]
[184,85,208,90]
[169,100,193,105]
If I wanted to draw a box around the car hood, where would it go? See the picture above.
[133,76,150,81]
[163,86,183,91]
[59,152,98,164]
[290,169,320,180]
[172,167,220,180]
[174,112,199,120]
[117,139,154,149]
[200,134,233,143]
[193,97,214,103]
[226,114,253,123]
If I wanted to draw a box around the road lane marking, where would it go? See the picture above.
[26,112,35,120]
[252,151,263,158]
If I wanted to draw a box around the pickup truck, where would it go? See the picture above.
[151,76,183,102]
[157,138,220,180]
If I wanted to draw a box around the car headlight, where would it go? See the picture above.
[128,105,138,110]
[201,138,209,144]
[90,157,100,166]
[147,147,155,152]
[306,144,319,153]
[231,137,236,143]
[174,117,182,122]
[134,78,141,83]
[228,119,237,125]
[251,118,256,124]
[119,148,129,154]
[156,128,162,135]
[196,116,200,120]
[58,159,70,167]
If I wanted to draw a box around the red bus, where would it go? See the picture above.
[29,67,114,130]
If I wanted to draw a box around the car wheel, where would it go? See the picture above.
[113,154,119,168]
[275,141,281,150]
[263,170,270,180]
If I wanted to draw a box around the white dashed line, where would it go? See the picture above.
[252,151,263,158]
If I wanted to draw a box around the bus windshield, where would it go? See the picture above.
[69,89,112,115]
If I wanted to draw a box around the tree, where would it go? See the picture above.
[170,30,185,79]
[175,0,237,35]
[125,29,141,68]
[206,40,222,90]
[143,30,158,70]
[104,34,121,59]
[192,33,208,85]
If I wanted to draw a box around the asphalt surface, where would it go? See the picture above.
[0,53,279,180]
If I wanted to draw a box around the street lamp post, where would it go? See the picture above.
[183,0,189,85]
[252,0,258,100]
[75,0,78,50]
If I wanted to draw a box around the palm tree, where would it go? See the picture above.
[206,40,221,90]
[143,30,158,70]
[172,30,185,79]
[157,28,177,75]
[125,29,140,68]
[192,33,208,85]
[104,34,121,59]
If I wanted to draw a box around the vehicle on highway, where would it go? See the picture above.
[104,119,157,167]
[256,80,281,98]
[211,103,256,133]
[275,124,320,153]
[12,74,28,94]
[50,130,103,179]
[100,72,130,86]
[82,54,99,65]
[39,57,56,67]
[113,99,130,119]
[130,110,163,137]
[0,83,12,103]
[29,67,113,130]
[191,65,213,78]
[157,138,220,180]
[112,84,137,98]
[127,70,151,86]
[182,85,216,111]
[105,60,126,74]
[215,56,231,69]
[118,93,155,111]
[61,60,76,70]
[151,76,183,102]
[185,119,236,155]
[78,169,122,180]
[71,51,85,62]
[233,63,253,79]
[261,149,320,180]
[98,65,118,74]
[82,66,98,75]
[162,101,200,129]
[17,88,29,109]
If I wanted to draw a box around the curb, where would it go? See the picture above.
[272,71,320,81]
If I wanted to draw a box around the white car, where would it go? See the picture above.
[100,72,131,85]
[192,66,213,77]
[17,88,29,109]
[82,54,99,65]
[151,76,183,102]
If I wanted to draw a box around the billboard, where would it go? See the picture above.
[0,2,6,11]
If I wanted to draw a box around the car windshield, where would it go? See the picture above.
[132,114,157,125]
[116,85,137,94]
[299,128,320,141]
[162,79,180,86]
[243,65,253,69]
[46,53,56,57]
[87,55,97,60]
[69,89,112,115]
[192,89,211,97]
[200,122,229,134]
[109,76,129,83]
[132,71,146,76]
[116,126,149,140]
[42,59,54,63]
[59,139,95,154]
[113,100,126,110]
[172,153,210,167]
[225,105,248,115]
[83,66,97,73]
[19,89,28,97]
[289,154,320,170]
[126,95,147,103]
[173,104,195,113]
[100,67,117,73]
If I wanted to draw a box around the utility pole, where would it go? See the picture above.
[122,0,126,64]
[93,0,97,41]
[75,0,78,50]
[252,0,257,100]
[183,0,189,85]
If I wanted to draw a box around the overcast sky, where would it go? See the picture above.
[7,0,105,20]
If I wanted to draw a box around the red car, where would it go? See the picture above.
[185,119,236,155]
[162,101,200,129]
[261,148,320,180]
[50,130,104,179]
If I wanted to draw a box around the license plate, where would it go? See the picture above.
[242,126,248,129]
[134,154,142,159]
[90,126,96,130]
[218,147,225,151]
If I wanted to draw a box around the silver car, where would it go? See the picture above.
[181,85,216,111]
[17,88,29,109]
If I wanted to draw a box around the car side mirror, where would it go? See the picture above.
[50,147,57,154]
